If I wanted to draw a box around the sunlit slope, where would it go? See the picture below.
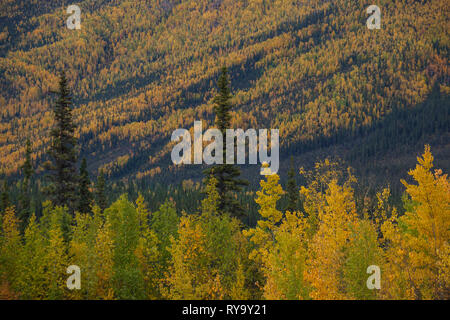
[0,0,448,179]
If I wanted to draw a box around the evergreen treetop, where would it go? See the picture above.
[203,67,248,218]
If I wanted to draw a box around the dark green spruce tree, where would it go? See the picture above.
[95,169,107,211]
[19,139,34,232]
[203,66,248,218]
[77,158,93,214]
[0,179,10,212]
[286,156,298,212]
[44,72,78,214]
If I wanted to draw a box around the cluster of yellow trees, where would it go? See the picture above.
[0,146,448,300]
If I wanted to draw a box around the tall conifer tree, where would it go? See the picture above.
[44,72,78,213]
[0,179,10,213]
[203,66,248,218]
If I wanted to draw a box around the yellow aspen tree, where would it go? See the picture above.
[437,242,450,295]
[243,166,285,299]
[401,145,450,299]
[135,195,160,299]
[200,177,248,299]
[166,177,248,300]
[134,193,161,298]
[299,159,354,238]
[228,221,255,300]
[304,180,358,300]
[201,177,220,215]
[371,188,396,242]
[202,206,250,300]
[69,212,98,299]
[43,207,70,299]
[0,206,21,296]
[94,220,115,300]
[244,166,284,265]
[379,208,415,299]
[343,220,383,300]
[263,211,310,300]
[382,145,450,299]
[106,195,145,299]
[150,200,179,296]
[164,213,211,299]
[135,193,150,233]
[16,214,47,299]
[135,227,160,299]
[230,257,249,300]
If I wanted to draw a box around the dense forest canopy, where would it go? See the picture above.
[0,0,449,302]
[0,145,449,300]
[0,0,448,186]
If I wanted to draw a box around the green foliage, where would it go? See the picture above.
[77,158,93,214]
[286,157,298,213]
[95,169,108,211]
[0,207,21,290]
[0,180,10,213]
[264,211,310,300]
[105,195,145,299]
[69,211,99,299]
[0,147,447,300]
[43,207,70,299]
[165,181,252,299]
[149,199,179,298]
[150,200,179,268]
[343,220,383,300]
[18,139,34,233]
[17,214,47,299]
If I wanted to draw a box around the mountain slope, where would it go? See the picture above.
[0,0,448,183]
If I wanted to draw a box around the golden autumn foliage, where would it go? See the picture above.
[244,171,284,265]
[93,220,115,300]
[43,208,70,299]
[381,145,450,299]
[304,180,358,300]
[165,177,251,299]
[0,206,21,296]
[0,0,448,183]
[164,213,212,299]
[0,146,448,300]
[16,214,47,299]
[262,210,309,300]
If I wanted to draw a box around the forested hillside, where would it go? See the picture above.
[0,0,449,301]
[0,0,448,185]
